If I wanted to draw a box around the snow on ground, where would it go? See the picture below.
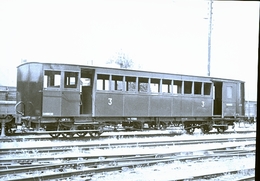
[2,138,255,159]
[0,131,256,149]
[1,125,256,161]
[0,123,256,181]
[87,156,255,181]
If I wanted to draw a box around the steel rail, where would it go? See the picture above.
[2,149,254,181]
[0,137,255,165]
[0,147,255,171]
[172,167,255,181]
[0,145,255,178]
[0,135,256,153]
[0,136,255,180]
[0,141,255,166]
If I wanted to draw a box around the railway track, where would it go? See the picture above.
[0,135,256,155]
[1,144,255,166]
[0,136,256,180]
[174,167,255,181]
[0,145,255,180]
[0,129,256,142]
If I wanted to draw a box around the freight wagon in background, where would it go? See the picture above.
[0,62,257,137]
[0,86,16,136]
[244,101,257,123]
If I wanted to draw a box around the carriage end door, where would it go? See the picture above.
[80,69,94,115]
[222,82,237,117]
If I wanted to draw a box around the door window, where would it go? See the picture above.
[227,86,233,98]
[64,72,78,88]
[44,71,61,88]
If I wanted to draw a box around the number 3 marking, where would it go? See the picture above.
[108,98,112,105]
[201,101,205,107]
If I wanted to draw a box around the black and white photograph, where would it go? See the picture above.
[0,0,258,180]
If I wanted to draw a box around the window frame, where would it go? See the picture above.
[226,86,233,99]
[43,70,61,89]
[194,82,202,95]
[111,75,124,91]
[184,81,192,94]
[97,74,110,91]
[138,77,149,93]
[173,80,182,94]
[64,71,79,89]
[162,79,172,94]
[126,76,137,92]
[204,82,212,96]
[150,78,160,94]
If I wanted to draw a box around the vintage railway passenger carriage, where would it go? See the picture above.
[13,62,245,137]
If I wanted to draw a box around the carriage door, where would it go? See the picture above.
[213,81,222,116]
[62,71,81,116]
[42,70,80,116]
[80,69,94,115]
[222,82,237,117]
[238,82,245,117]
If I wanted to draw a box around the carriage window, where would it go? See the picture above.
[173,80,182,94]
[151,79,160,93]
[97,74,109,91]
[227,86,232,98]
[184,81,192,94]
[162,79,172,93]
[194,82,202,95]
[111,75,123,91]
[44,71,61,88]
[64,72,78,88]
[204,83,211,95]
[138,77,149,92]
[126,76,136,92]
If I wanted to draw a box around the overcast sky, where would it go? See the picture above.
[0,0,258,100]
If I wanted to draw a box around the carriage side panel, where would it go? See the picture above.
[94,92,124,117]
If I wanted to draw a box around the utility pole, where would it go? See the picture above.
[207,0,213,76]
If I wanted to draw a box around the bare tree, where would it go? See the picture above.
[107,50,149,92]
[107,50,134,69]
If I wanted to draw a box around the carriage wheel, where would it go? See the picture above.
[49,133,60,138]
[159,122,167,130]
[186,127,195,134]
[76,132,87,137]
[217,127,225,133]
[201,125,210,134]
[217,126,228,133]
[184,124,195,134]
[5,127,16,136]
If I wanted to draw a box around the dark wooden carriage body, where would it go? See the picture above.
[15,62,246,134]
